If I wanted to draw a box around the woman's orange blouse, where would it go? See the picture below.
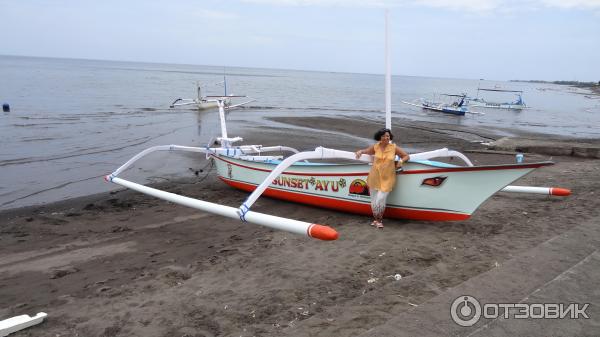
[367,142,397,193]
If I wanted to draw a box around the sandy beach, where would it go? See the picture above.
[1,115,599,336]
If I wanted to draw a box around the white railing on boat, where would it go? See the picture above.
[107,144,300,180]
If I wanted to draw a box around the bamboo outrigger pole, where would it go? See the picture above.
[107,176,338,241]
[500,186,571,196]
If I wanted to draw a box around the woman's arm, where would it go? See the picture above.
[395,146,410,167]
[355,144,375,159]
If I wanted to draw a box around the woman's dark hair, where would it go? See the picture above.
[374,128,394,141]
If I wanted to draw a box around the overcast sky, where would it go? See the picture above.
[2,0,599,81]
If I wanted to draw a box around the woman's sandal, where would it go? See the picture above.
[376,221,384,229]
[370,220,378,227]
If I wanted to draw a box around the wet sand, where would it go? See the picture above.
[1,116,599,336]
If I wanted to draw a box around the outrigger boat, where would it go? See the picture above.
[169,76,254,110]
[469,88,528,110]
[402,94,479,116]
[106,14,569,241]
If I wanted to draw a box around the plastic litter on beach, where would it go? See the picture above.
[387,273,403,281]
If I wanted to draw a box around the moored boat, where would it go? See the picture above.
[402,94,477,116]
[469,88,528,110]
[169,77,254,110]
[213,152,553,221]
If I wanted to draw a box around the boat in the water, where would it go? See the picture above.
[469,88,528,110]
[169,77,254,110]
[402,94,477,116]
[106,14,569,241]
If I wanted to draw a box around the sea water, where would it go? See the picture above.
[1,55,598,210]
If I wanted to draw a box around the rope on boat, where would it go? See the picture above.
[182,157,215,185]
[238,203,250,222]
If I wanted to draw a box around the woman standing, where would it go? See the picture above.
[355,128,410,228]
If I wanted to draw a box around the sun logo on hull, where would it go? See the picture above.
[349,179,370,196]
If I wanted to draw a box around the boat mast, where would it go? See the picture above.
[218,100,228,140]
[385,9,392,130]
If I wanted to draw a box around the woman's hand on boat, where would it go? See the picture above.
[356,145,374,159]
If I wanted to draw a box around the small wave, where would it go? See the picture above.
[12,123,39,127]
[518,122,548,127]
[12,121,82,127]
[102,66,281,78]
[21,137,61,142]
[0,174,106,207]
[16,116,81,121]
[0,124,192,167]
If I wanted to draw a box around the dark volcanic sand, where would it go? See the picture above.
[1,116,599,337]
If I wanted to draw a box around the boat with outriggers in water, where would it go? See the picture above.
[105,13,569,241]
[469,87,528,110]
[402,93,475,116]
[169,76,254,110]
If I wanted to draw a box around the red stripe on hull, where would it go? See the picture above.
[219,177,470,221]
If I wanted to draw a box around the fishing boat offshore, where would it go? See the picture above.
[469,87,528,110]
[402,93,476,116]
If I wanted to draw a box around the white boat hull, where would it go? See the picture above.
[197,98,231,110]
[213,155,551,221]
[470,103,527,110]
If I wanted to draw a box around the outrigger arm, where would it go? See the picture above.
[105,144,338,241]
[107,177,338,240]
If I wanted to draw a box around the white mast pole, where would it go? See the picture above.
[218,99,228,140]
[385,9,392,130]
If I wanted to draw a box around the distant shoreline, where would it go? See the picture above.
[512,79,600,96]
[512,79,599,90]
